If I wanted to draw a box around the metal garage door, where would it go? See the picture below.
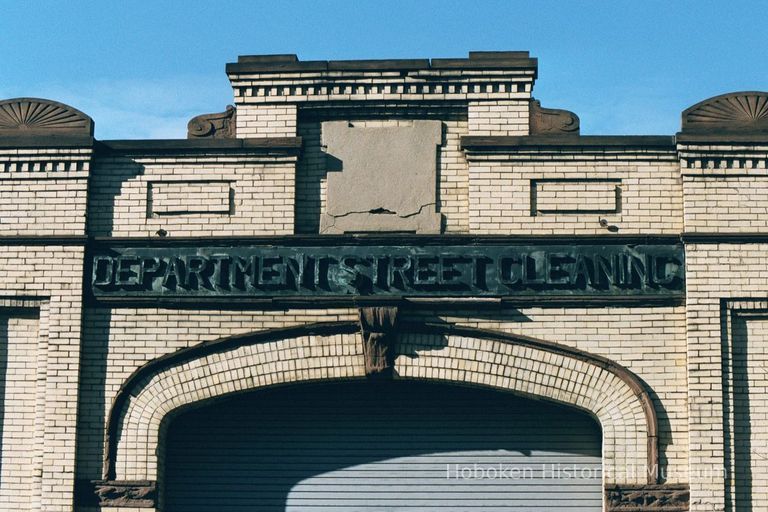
[164,380,602,511]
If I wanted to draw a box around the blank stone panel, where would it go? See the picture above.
[319,120,442,234]
[295,119,470,234]
[148,181,233,217]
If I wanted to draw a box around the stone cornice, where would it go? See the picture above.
[228,52,537,105]
[227,51,538,75]
[462,135,676,149]
[461,135,677,162]
[676,132,768,144]
[0,134,94,149]
[94,137,302,156]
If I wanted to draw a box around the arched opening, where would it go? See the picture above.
[162,379,602,511]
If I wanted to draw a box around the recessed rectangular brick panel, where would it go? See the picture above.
[148,181,233,217]
[531,179,621,216]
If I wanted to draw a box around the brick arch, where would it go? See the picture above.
[398,322,658,485]
[102,320,658,488]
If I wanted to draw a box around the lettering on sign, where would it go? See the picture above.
[90,244,684,301]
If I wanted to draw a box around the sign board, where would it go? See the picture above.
[90,242,684,302]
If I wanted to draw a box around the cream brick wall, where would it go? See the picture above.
[681,143,768,233]
[468,100,529,136]
[0,176,89,235]
[0,246,85,511]
[684,175,768,232]
[88,154,296,236]
[682,149,768,510]
[679,143,768,174]
[684,243,768,511]
[149,181,231,215]
[440,120,471,232]
[0,312,40,510]
[467,159,683,234]
[229,64,534,139]
[295,119,470,233]
[534,179,619,213]
[294,121,323,232]
[0,148,90,236]
[235,104,297,138]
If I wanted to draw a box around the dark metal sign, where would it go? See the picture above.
[90,242,684,302]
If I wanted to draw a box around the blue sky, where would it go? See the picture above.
[2,0,766,139]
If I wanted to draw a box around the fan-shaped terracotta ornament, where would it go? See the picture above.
[0,98,93,136]
[682,92,768,133]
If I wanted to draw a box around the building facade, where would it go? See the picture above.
[0,51,765,511]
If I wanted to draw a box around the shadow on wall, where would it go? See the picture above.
[294,122,327,234]
[401,307,534,326]
[160,379,602,512]
[74,308,113,483]
[0,316,7,485]
[87,154,145,236]
[729,316,754,512]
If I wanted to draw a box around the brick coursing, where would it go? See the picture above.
[468,100,529,136]
[468,160,682,235]
[88,154,296,237]
[235,104,297,138]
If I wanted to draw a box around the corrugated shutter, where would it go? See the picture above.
[164,381,602,511]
